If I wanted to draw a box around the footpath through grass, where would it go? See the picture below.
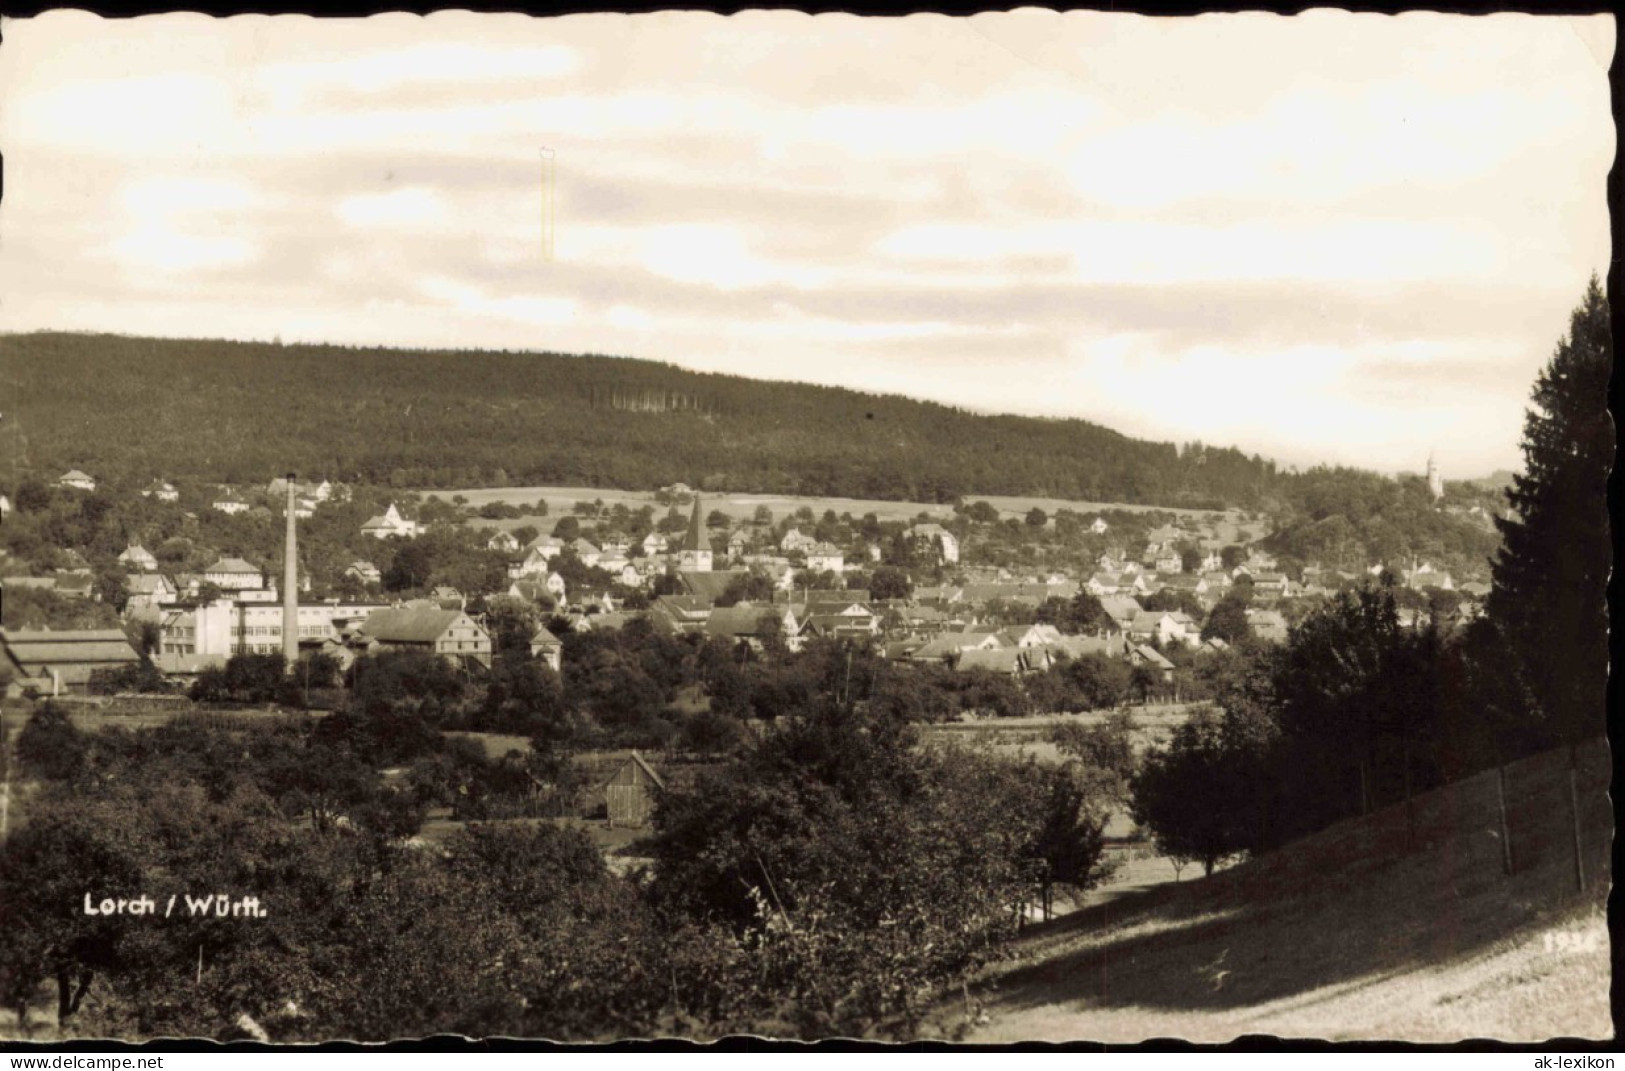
[945,737,1612,1043]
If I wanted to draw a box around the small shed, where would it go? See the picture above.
[602,750,666,828]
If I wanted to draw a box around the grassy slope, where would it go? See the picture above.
[948,737,1613,1043]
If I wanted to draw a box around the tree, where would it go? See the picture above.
[1220,545,1246,570]
[1025,507,1047,528]
[1036,591,1109,635]
[14,478,52,513]
[1022,764,1108,919]
[963,500,999,525]
[868,565,913,602]
[17,703,88,782]
[552,516,581,540]
[1201,593,1252,644]
[1480,277,1611,748]
[1142,588,1203,620]
[92,569,129,613]
[714,571,775,608]
[192,580,226,608]
[383,541,435,591]
[1050,712,1138,811]
[1062,654,1132,711]
[483,595,541,657]
[1131,707,1261,876]
[133,619,163,658]
[1180,547,1202,573]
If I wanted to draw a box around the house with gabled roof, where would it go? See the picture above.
[0,628,139,695]
[361,503,420,539]
[905,523,959,564]
[1129,643,1175,681]
[908,631,999,664]
[529,625,563,671]
[997,623,1064,648]
[118,543,158,572]
[346,560,382,586]
[142,480,179,502]
[1098,595,1143,631]
[508,579,550,604]
[508,545,556,580]
[673,568,746,605]
[124,572,178,612]
[204,557,265,590]
[1087,572,1123,597]
[798,611,879,640]
[779,527,818,554]
[428,586,465,611]
[1041,633,1127,662]
[955,647,1031,676]
[212,488,251,515]
[1246,609,1289,644]
[58,469,96,492]
[806,542,845,574]
[705,604,797,650]
[1127,610,1198,647]
[54,573,95,600]
[569,537,603,567]
[651,594,713,635]
[602,751,666,828]
[913,585,962,606]
[1155,573,1208,597]
[356,607,490,665]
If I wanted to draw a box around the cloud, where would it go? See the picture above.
[0,9,1609,477]
[336,187,448,229]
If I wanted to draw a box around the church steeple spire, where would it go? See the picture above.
[679,495,713,571]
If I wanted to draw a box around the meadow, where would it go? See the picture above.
[951,736,1613,1043]
[434,485,1234,525]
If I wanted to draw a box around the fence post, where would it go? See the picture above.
[1568,743,1585,893]
[1496,764,1513,876]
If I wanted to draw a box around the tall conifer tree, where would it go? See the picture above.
[1482,277,1612,746]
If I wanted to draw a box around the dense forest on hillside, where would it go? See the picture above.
[0,332,1276,508]
[0,332,1508,574]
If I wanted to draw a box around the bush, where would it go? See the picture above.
[16,702,87,781]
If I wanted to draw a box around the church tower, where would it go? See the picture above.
[679,495,713,572]
[1426,451,1444,501]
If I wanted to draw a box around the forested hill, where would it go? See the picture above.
[0,332,1283,508]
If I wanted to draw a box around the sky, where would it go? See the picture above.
[0,10,1612,477]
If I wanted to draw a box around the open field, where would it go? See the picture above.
[59,704,317,734]
[944,737,1612,1043]
[921,705,1198,759]
[415,814,647,856]
[432,485,1233,526]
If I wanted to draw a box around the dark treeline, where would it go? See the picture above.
[1130,279,1612,875]
[2,633,1126,1041]
[0,332,1276,508]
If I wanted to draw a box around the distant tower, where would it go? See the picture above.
[283,473,299,668]
[1426,452,1444,501]
[679,496,713,572]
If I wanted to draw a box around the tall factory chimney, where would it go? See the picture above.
[283,473,299,670]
